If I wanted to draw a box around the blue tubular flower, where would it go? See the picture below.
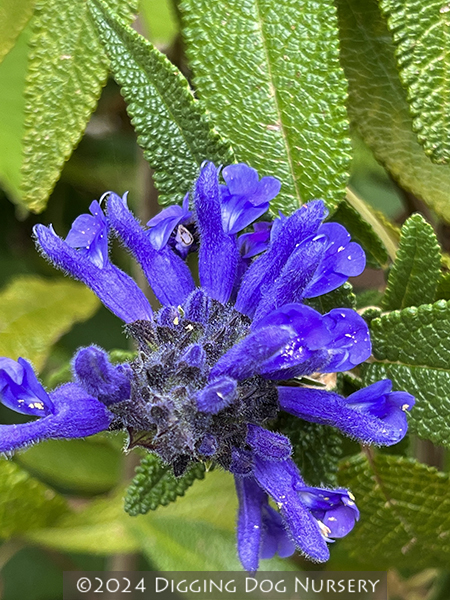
[238,222,272,260]
[194,162,241,303]
[147,193,194,257]
[278,380,415,445]
[107,193,195,306]
[220,163,280,234]
[15,161,414,571]
[74,346,131,406]
[0,358,112,452]
[34,203,153,323]
[296,487,360,540]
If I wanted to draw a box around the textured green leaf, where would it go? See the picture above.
[0,460,67,539]
[0,0,34,65]
[89,0,234,206]
[274,413,342,487]
[180,0,352,213]
[364,299,450,447]
[337,0,450,223]
[380,0,450,163]
[16,438,122,495]
[0,24,29,203]
[21,0,138,213]
[0,276,99,370]
[338,453,450,569]
[125,453,205,515]
[382,214,441,310]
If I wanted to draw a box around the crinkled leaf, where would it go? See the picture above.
[0,460,67,539]
[274,413,342,487]
[0,0,34,65]
[0,24,29,203]
[0,276,99,370]
[338,453,450,569]
[382,214,441,310]
[21,0,138,213]
[380,0,450,163]
[364,300,450,448]
[124,453,205,515]
[180,0,352,213]
[89,0,234,206]
[337,0,450,223]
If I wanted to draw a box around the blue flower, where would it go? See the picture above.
[0,358,112,453]
[147,193,195,257]
[1,161,414,571]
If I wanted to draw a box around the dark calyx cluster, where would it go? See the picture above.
[109,290,279,476]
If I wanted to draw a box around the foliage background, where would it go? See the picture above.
[0,0,450,598]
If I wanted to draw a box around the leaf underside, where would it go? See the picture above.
[337,0,450,223]
[339,453,450,569]
[21,0,138,213]
[380,0,450,164]
[180,0,352,214]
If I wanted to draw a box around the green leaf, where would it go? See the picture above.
[0,276,99,370]
[21,0,138,213]
[0,24,29,203]
[274,414,342,487]
[127,470,294,571]
[436,272,450,300]
[331,196,394,268]
[306,282,356,314]
[363,300,450,447]
[24,490,141,554]
[139,0,178,46]
[337,0,450,223]
[0,460,67,539]
[338,453,450,569]
[16,437,122,495]
[382,214,441,311]
[180,0,352,213]
[380,0,450,164]
[0,0,34,65]
[125,454,206,516]
[89,0,234,206]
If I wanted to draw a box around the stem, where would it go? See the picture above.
[345,187,398,262]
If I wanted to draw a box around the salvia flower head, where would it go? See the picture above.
[0,161,414,571]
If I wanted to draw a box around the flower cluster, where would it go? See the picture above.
[0,162,414,571]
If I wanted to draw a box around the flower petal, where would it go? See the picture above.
[74,346,131,406]
[278,384,412,445]
[107,193,195,306]
[194,163,240,303]
[0,383,112,453]
[34,224,153,323]
[235,200,327,317]
[234,475,265,572]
